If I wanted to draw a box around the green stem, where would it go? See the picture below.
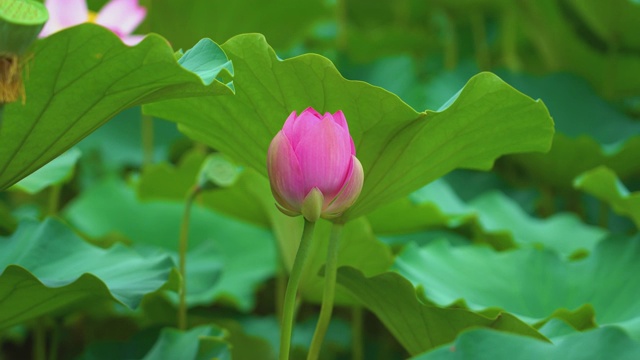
[0,104,4,130]
[47,184,61,217]
[48,320,59,360]
[307,223,343,360]
[276,263,286,326]
[351,307,364,360]
[539,186,555,218]
[470,11,490,70]
[602,4,620,99]
[603,40,619,99]
[279,219,316,360]
[443,10,458,70]
[501,6,520,71]
[141,113,154,167]
[33,319,45,360]
[178,185,200,330]
[598,199,609,229]
[336,0,347,51]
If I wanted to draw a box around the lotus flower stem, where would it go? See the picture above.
[141,113,154,166]
[47,184,61,216]
[307,222,343,360]
[276,263,286,325]
[33,318,46,360]
[470,11,490,70]
[279,219,316,360]
[178,185,200,330]
[351,306,364,360]
[598,200,609,228]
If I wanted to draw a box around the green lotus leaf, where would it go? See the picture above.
[145,33,554,221]
[0,218,177,329]
[394,233,640,339]
[0,24,233,190]
[574,166,640,228]
[10,147,81,194]
[335,266,546,356]
[412,326,640,360]
[370,179,606,256]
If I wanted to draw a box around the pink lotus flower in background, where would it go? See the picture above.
[39,0,147,45]
[267,108,364,222]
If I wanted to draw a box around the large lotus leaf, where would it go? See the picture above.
[64,178,276,311]
[145,34,554,220]
[0,24,233,190]
[78,325,230,360]
[0,219,177,329]
[147,0,329,51]
[10,148,81,194]
[422,68,640,190]
[421,68,640,189]
[394,234,640,339]
[335,267,546,356]
[412,327,640,360]
[574,166,640,228]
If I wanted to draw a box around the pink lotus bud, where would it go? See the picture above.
[267,108,364,222]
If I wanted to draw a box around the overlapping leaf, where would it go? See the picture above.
[10,148,81,194]
[0,24,233,190]
[335,267,546,356]
[394,234,640,338]
[369,179,606,256]
[143,325,230,360]
[0,219,177,329]
[574,166,640,228]
[145,34,554,220]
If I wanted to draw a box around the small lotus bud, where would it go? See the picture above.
[267,107,364,222]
